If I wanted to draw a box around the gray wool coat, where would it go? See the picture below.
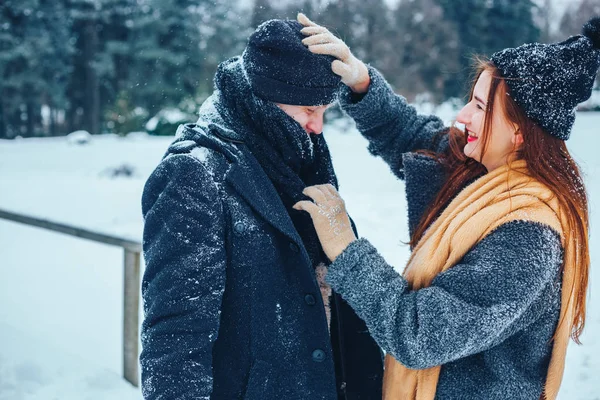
[326,68,564,399]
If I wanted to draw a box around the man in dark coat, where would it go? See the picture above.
[140,19,383,400]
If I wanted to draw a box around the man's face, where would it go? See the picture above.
[275,103,333,135]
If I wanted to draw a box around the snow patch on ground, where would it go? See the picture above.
[0,323,140,400]
[145,108,190,131]
[66,130,92,145]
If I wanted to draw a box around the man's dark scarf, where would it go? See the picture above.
[212,57,338,267]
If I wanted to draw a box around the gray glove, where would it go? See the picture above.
[298,13,371,93]
[293,184,357,261]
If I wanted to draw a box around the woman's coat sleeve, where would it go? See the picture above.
[326,220,562,370]
[140,153,226,399]
[338,67,449,180]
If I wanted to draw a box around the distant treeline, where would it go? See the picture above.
[1,0,598,138]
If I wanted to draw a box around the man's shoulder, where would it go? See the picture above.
[170,122,241,156]
[162,123,243,178]
[143,124,235,196]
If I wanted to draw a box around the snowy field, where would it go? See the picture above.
[0,112,599,399]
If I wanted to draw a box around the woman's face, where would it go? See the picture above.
[456,70,523,171]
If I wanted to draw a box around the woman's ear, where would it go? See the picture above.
[512,129,524,147]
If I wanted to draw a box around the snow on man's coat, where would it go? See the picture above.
[326,67,563,400]
[140,95,383,398]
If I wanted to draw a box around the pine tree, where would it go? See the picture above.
[559,0,600,37]
[39,0,73,136]
[319,0,362,57]
[0,0,73,138]
[436,0,540,97]
[485,0,540,55]
[99,0,139,103]
[559,0,600,86]
[0,1,35,137]
[128,0,204,116]
[67,0,104,135]
[392,0,461,102]
[198,0,249,99]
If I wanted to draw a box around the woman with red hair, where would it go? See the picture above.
[295,13,600,400]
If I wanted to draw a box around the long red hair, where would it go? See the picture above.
[410,58,590,343]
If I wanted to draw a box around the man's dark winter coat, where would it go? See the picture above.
[140,96,383,398]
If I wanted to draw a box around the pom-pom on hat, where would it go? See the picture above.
[490,17,600,140]
[242,19,341,106]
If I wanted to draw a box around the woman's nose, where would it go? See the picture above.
[456,105,470,125]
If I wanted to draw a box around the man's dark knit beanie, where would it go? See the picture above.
[491,17,600,140]
[242,19,341,106]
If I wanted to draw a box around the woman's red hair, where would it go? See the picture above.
[410,58,590,342]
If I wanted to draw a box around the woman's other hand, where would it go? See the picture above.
[297,13,370,94]
[293,184,357,261]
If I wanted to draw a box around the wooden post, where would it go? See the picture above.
[0,208,143,386]
[123,249,141,387]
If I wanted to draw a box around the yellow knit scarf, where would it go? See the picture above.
[383,159,575,400]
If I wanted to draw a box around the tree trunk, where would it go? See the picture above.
[83,18,100,135]
[0,95,5,139]
[50,106,57,136]
[26,98,35,137]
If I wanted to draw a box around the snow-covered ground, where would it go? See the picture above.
[0,113,599,399]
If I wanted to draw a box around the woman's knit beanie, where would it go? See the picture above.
[242,19,341,106]
[491,17,600,140]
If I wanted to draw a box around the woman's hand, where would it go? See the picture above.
[293,184,357,261]
[297,13,371,94]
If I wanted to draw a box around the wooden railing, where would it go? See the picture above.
[0,208,141,387]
